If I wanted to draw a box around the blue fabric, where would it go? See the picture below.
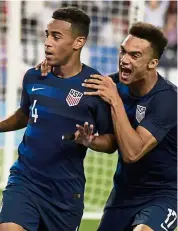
[9,64,114,211]
[0,183,82,231]
[98,193,177,231]
[110,74,177,207]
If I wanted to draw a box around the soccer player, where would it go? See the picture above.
[0,7,116,231]
[81,22,177,231]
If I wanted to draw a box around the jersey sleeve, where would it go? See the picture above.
[94,97,114,135]
[140,90,177,143]
[20,71,31,116]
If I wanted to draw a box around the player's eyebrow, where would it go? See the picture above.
[45,30,63,36]
[120,45,142,56]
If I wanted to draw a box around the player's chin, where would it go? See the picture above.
[45,58,56,66]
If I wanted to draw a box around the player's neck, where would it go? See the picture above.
[53,60,83,78]
[129,71,158,97]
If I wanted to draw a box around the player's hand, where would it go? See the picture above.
[74,122,96,148]
[82,74,120,106]
[35,59,52,76]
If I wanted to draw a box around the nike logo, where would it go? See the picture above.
[32,86,45,91]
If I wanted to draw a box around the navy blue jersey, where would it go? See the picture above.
[9,64,113,211]
[108,73,177,207]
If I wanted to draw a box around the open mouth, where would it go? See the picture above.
[45,51,53,58]
[120,67,132,79]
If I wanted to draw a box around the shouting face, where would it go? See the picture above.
[119,35,155,86]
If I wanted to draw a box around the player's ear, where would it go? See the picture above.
[148,58,159,69]
[73,37,86,50]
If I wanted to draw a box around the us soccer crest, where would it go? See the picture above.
[66,89,83,107]
[136,105,146,123]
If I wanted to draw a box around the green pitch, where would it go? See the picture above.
[79,219,100,231]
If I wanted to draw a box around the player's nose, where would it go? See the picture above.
[120,53,130,65]
[45,37,52,48]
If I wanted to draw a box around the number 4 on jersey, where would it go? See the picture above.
[32,100,38,123]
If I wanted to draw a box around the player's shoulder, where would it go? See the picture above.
[153,74,177,99]
[83,65,119,83]
[108,72,129,94]
[25,67,40,76]
[22,68,42,85]
[146,74,177,113]
[83,63,101,76]
[163,78,177,94]
[157,73,176,90]
[109,72,119,83]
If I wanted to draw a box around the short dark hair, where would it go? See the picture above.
[129,22,168,59]
[52,7,90,38]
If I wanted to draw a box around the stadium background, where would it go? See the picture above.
[0,1,177,230]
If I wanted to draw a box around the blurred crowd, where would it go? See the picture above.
[0,0,177,92]
[144,0,177,67]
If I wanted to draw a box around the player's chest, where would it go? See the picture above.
[124,98,150,128]
[27,82,94,114]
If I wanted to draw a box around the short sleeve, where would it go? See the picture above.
[140,90,177,143]
[20,72,31,116]
[94,97,114,135]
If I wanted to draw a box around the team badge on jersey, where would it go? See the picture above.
[66,89,83,107]
[136,105,146,123]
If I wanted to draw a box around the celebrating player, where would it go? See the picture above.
[82,22,177,231]
[0,7,116,231]
[38,22,177,231]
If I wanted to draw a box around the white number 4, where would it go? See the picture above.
[161,208,177,231]
[32,100,38,123]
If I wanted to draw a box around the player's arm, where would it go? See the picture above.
[82,75,177,163]
[82,74,157,162]
[89,134,116,153]
[0,108,29,132]
[111,90,177,163]
[111,99,157,163]
[74,122,117,154]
